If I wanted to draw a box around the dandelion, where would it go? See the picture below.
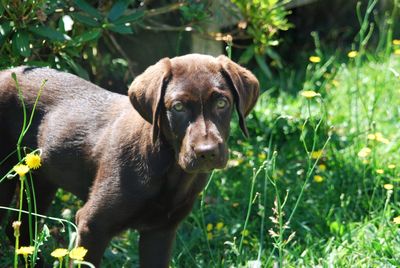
[393,216,400,224]
[311,150,324,159]
[348,50,358,58]
[69,247,87,261]
[13,164,30,177]
[216,222,224,231]
[357,147,371,158]
[16,246,35,268]
[25,153,41,169]
[309,56,321,63]
[376,169,384,174]
[206,223,213,232]
[51,248,69,268]
[388,164,396,169]
[318,164,327,171]
[207,232,213,240]
[12,221,21,237]
[393,39,400,45]
[301,90,320,98]
[384,184,394,190]
[241,229,249,236]
[313,175,324,183]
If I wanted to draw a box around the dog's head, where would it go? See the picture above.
[128,54,259,173]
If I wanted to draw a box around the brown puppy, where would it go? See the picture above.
[0,54,259,267]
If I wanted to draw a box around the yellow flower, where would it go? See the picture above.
[16,246,35,256]
[242,229,249,236]
[207,232,213,240]
[301,90,320,99]
[348,50,358,58]
[51,248,69,258]
[216,222,224,231]
[69,247,88,261]
[311,150,324,159]
[314,175,324,183]
[309,56,321,63]
[367,133,376,140]
[332,80,340,87]
[393,216,400,224]
[384,184,394,190]
[395,49,400,55]
[393,39,400,45]
[318,164,327,171]
[258,152,267,161]
[206,223,213,232]
[13,164,30,177]
[357,147,371,158]
[25,153,41,169]
[376,169,384,174]
[388,164,396,169]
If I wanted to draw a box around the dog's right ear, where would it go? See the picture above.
[128,58,172,143]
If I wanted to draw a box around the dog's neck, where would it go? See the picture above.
[164,163,208,207]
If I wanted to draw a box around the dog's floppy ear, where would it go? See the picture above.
[217,55,260,138]
[128,58,172,143]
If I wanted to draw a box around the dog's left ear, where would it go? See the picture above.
[217,55,260,137]
[128,58,172,143]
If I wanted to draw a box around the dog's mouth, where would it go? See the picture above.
[179,153,228,173]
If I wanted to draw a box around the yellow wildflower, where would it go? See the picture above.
[332,80,340,87]
[376,169,384,174]
[309,56,321,63]
[367,134,376,140]
[69,247,87,261]
[311,150,324,159]
[13,164,30,177]
[388,164,396,169]
[348,51,358,58]
[395,49,400,55]
[357,147,371,158]
[258,152,267,161]
[318,164,327,171]
[393,216,400,224]
[314,175,324,183]
[393,39,400,45]
[207,232,213,240]
[25,153,41,169]
[216,222,224,231]
[16,246,35,256]
[51,248,69,258]
[206,223,213,232]
[242,229,249,236]
[301,90,320,99]
[384,184,394,190]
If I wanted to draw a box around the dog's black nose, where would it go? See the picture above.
[194,143,219,161]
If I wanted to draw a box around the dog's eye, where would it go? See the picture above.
[172,102,184,112]
[216,98,228,109]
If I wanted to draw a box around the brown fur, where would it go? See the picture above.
[0,54,259,267]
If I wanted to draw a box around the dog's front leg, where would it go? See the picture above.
[139,227,177,268]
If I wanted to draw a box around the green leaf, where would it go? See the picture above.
[112,10,144,25]
[60,53,89,80]
[0,3,4,16]
[29,26,70,41]
[0,21,12,47]
[70,13,100,27]
[108,0,129,22]
[74,0,102,19]
[70,29,101,46]
[255,54,272,78]
[107,24,133,34]
[12,31,31,57]
[239,45,255,65]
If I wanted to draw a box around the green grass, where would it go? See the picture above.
[1,1,400,267]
